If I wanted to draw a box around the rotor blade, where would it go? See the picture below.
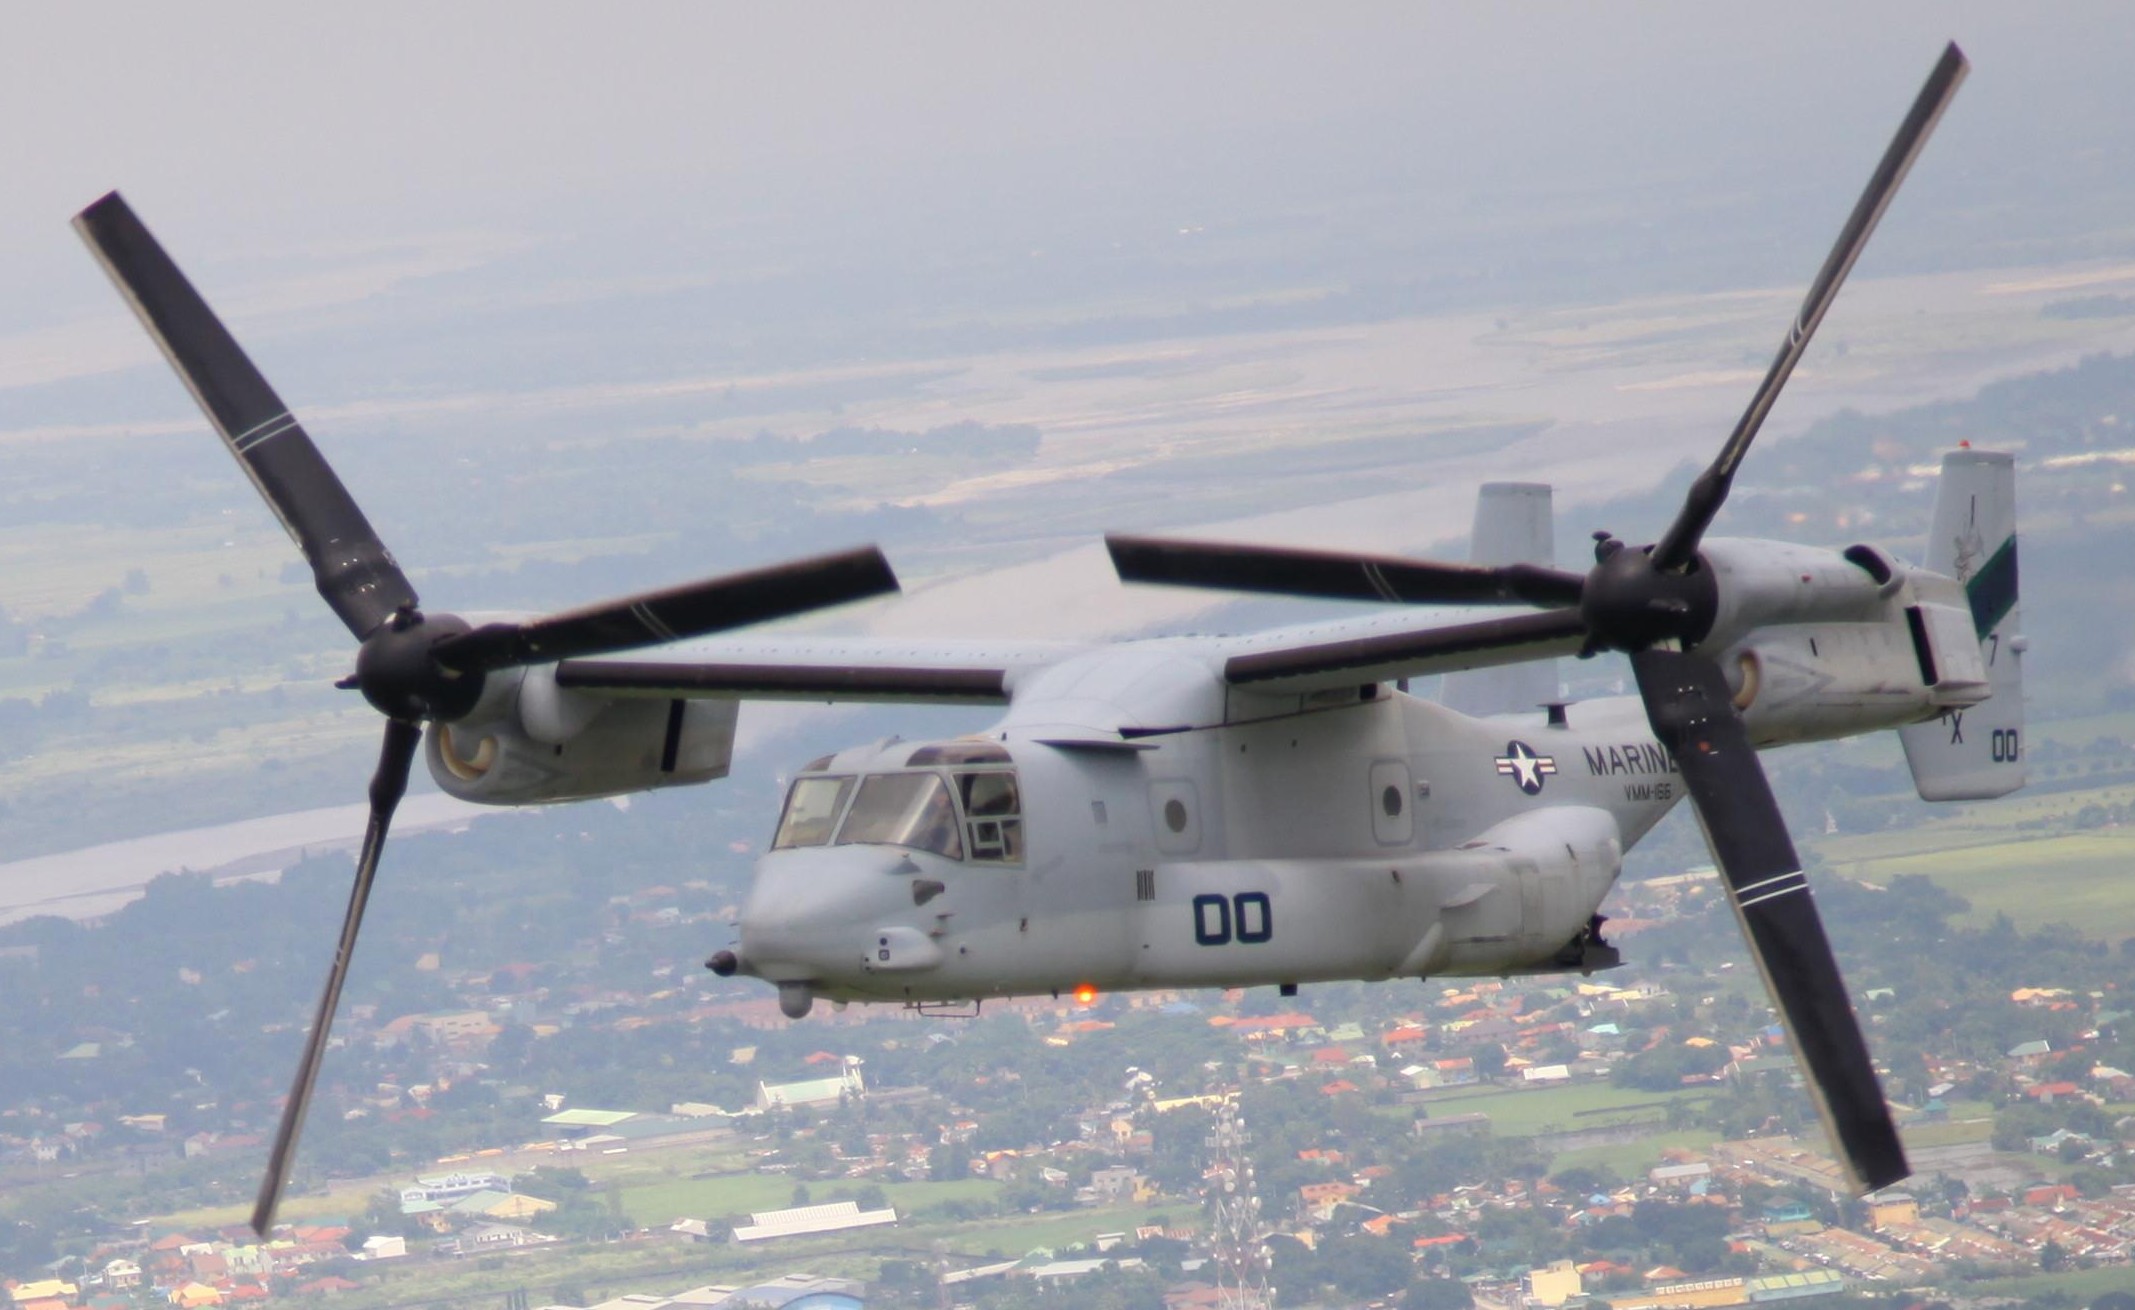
[1630,648,1908,1192]
[252,718,421,1237]
[1651,43,1968,571]
[432,546,899,673]
[73,193,417,639]
[1107,535,1585,607]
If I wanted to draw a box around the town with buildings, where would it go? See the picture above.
[0,861,2129,1310]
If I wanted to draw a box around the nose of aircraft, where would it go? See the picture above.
[735,845,919,986]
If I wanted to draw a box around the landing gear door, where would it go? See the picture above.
[1369,759,1414,847]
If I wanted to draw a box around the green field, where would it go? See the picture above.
[931,1202,1174,1260]
[338,1230,826,1310]
[1898,1098,1995,1151]
[1817,824,2135,938]
[151,1160,1137,1310]
[1898,1118,1993,1150]
[1974,1264,2135,1301]
[1410,1081,1717,1138]
[1789,743,2135,940]
[1546,1131,1722,1181]
[318,1197,1162,1310]
[1410,1077,1781,1182]
[155,1177,383,1231]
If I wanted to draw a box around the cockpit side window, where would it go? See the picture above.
[958,770,1023,863]
[772,776,854,850]
[835,772,964,860]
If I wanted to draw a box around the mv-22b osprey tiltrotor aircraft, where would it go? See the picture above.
[80,44,2019,1232]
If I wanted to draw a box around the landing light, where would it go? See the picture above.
[1074,984,1098,1006]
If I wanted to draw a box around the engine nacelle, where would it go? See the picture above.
[1699,538,1893,648]
[1720,623,1929,746]
[426,666,737,805]
[1717,552,1992,748]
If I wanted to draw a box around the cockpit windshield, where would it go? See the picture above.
[774,758,1024,863]
[771,775,853,850]
[835,772,965,860]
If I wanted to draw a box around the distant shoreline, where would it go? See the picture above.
[0,792,488,927]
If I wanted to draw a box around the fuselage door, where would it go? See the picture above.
[1369,758,1414,847]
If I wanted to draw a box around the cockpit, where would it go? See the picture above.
[771,740,1023,863]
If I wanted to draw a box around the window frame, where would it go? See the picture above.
[956,768,1024,865]
[771,774,857,850]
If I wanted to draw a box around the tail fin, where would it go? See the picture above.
[1899,448,2025,800]
[1441,482,1560,717]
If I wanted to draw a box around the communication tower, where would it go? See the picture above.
[1204,1097,1271,1309]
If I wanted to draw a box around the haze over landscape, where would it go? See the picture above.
[6,5,2135,838]
[6,7,2135,1310]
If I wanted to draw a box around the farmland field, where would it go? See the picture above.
[1407,1081,1718,1137]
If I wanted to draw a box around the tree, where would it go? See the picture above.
[1631,1201,1731,1273]
[1993,1102,2056,1152]
[1471,1044,1507,1080]
[1265,1233,1321,1298]
[361,1189,421,1240]
[545,1195,626,1243]
[929,1145,969,1181]
[1538,1033,1582,1064]
[875,1260,936,1305]
[2040,1238,2067,1271]
[514,1165,589,1200]
[1614,1042,1728,1091]
[1405,1278,1475,1310]
[1322,1235,1413,1301]
[1136,1235,1189,1277]
[1550,1165,1620,1197]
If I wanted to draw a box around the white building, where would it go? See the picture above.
[400,1170,510,1207]
[754,1064,864,1110]
[730,1200,896,1243]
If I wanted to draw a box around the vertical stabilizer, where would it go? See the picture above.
[1441,483,1559,716]
[1899,448,2025,800]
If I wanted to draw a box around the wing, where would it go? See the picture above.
[553,636,1081,705]
[1214,608,1588,696]
[553,612,1581,707]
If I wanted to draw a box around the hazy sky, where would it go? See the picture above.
[3,2,2133,851]
[5,3,2132,347]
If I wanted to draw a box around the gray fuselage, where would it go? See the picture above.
[739,666,1675,1007]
